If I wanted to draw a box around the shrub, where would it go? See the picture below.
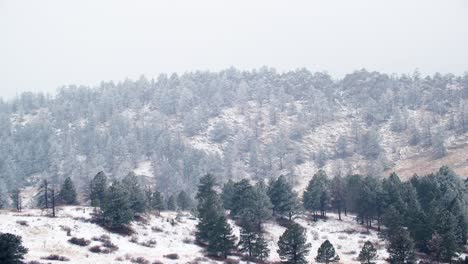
[27,261,43,264]
[41,254,70,261]
[131,257,150,264]
[164,253,179,260]
[68,237,91,246]
[92,234,110,242]
[102,240,119,252]
[89,246,102,253]
[151,226,163,233]
[140,239,157,248]
[152,261,164,264]
[16,220,28,226]
[183,237,192,244]
[129,236,139,243]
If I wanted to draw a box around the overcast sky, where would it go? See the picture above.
[1,0,467,99]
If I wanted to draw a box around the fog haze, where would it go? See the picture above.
[1,0,467,99]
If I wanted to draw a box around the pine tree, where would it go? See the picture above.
[0,233,28,264]
[59,177,77,205]
[10,189,21,212]
[150,190,165,213]
[358,241,378,264]
[195,174,222,244]
[268,175,300,220]
[90,171,108,208]
[252,231,270,261]
[277,222,311,264]
[0,180,9,209]
[36,179,51,209]
[166,194,177,211]
[315,240,339,263]
[436,210,459,263]
[238,221,257,259]
[303,170,330,221]
[207,215,237,259]
[427,232,443,263]
[387,227,416,264]
[221,179,236,210]
[330,174,345,220]
[101,181,133,229]
[122,172,146,214]
[177,190,192,211]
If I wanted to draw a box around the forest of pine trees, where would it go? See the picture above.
[1,165,467,263]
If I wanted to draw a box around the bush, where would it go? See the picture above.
[224,259,240,264]
[129,236,139,243]
[164,253,179,260]
[140,239,157,248]
[102,240,119,252]
[151,226,164,233]
[152,261,164,264]
[41,254,70,261]
[89,246,102,253]
[68,237,91,246]
[16,220,28,226]
[92,234,110,242]
[131,257,150,264]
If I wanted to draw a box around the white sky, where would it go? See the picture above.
[1,0,467,99]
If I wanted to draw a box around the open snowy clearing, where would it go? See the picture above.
[0,206,389,264]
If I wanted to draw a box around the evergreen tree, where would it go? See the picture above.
[59,177,77,205]
[277,222,311,264]
[230,179,256,218]
[10,189,21,212]
[0,181,9,209]
[166,194,177,211]
[251,181,273,229]
[436,210,459,263]
[101,181,133,229]
[238,221,257,259]
[122,172,146,214]
[303,170,330,221]
[177,190,192,211]
[90,171,108,208]
[150,190,165,213]
[358,241,378,264]
[427,232,443,263]
[268,175,300,220]
[207,215,237,259]
[221,179,236,210]
[387,227,416,264]
[0,233,28,264]
[252,231,270,261]
[195,174,222,244]
[36,179,51,209]
[330,174,345,220]
[315,240,339,264]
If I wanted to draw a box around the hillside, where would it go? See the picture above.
[0,68,467,195]
[0,206,388,264]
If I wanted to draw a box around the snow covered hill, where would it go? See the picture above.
[0,206,388,264]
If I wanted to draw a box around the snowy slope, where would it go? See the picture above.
[0,206,388,264]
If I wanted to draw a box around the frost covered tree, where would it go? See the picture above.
[59,177,77,205]
[268,175,300,220]
[277,222,311,264]
[303,170,330,220]
[315,240,339,264]
[101,181,133,229]
[207,215,237,259]
[177,190,192,211]
[358,241,378,264]
[386,227,416,264]
[0,233,28,264]
[90,171,108,209]
[122,172,146,214]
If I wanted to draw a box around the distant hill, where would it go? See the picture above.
[0,68,467,193]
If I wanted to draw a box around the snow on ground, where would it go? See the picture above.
[0,206,389,264]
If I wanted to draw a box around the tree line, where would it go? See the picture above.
[195,166,467,263]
